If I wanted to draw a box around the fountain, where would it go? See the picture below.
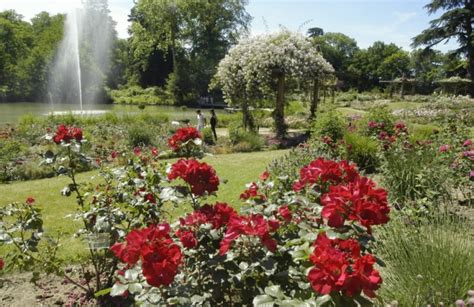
[47,1,114,116]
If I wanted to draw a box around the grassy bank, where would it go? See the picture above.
[0,149,289,260]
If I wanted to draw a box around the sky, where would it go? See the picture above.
[0,0,459,52]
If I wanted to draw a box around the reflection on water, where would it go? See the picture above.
[0,102,226,125]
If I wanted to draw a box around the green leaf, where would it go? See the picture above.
[315,294,332,306]
[265,285,285,299]
[94,287,111,298]
[253,294,275,306]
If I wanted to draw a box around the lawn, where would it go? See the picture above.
[0,149,289,260]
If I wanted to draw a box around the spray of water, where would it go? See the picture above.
[47,1,113,110]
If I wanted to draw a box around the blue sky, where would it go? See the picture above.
[0,0,458,52]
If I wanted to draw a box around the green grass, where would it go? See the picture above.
[376,214,474,306]
[335,107,367,117]
[0,150,289,260]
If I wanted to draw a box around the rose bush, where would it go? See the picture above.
[109,144,390,305]
[167,126,203,158]
[2,124,391,305]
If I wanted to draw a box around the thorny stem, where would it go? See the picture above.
[67,146,101,293]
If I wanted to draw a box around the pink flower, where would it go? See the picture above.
[439,145,450,153]
[26,197,35,205]
[133,147,141,156]
[463,139,472,147]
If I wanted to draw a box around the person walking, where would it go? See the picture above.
[196,110,206,132]
[210,109,218,140]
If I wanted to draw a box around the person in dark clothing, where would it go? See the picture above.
[210,109,218,140]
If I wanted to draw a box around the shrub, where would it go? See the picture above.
[127,125,152,146]
[228,123,264,152]
[344,133,379,173]
[362,107,396,137]
[380,140,452,209]
[408,124,439,143]
[201,127,215,145]
[377,215,474,306]
[311,111,346,141]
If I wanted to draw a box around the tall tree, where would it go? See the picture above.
[413,0,474,94]
[128,0,250,104]
[312,32,359,89]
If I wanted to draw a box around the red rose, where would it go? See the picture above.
[219,214,277,255]
[26,197,35,205]
[259,170,270,181]
[168,159,219,196]
[321,177,390,231]
[111,151,118,159]
[168,127,201,151]
[278,205,292,223]
[240,182,266,201]
[53,124,83,144]
[133,147,142,156]
[0,258,4,270]
[307,233,382,298]
[111,224,182,287]
[293,158,359,192]
[175,229,198,248]
[151,147,159,156]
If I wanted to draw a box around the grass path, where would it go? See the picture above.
[0,149,289,259]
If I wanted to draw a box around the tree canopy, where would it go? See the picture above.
[413,0,474,93]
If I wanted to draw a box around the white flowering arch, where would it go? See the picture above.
[213,30,334,136]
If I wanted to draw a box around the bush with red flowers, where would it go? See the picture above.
[51,124,83,144]
[167,126,203,157]
[111,223,182,288]
[167,158,219,197]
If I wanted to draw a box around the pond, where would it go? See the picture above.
[0,102,228,125]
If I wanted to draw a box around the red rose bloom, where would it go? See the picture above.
[53,124,83,144]
[151,147,159,156]
[240,182,266,201]
[111,151,118,159]
[293,158,359,192]
[26,197,35,205]
[320,177,390,231]
[307,233,382,298]
[175,229,198,248]
[110,224,182,287]
[133,147,142,156]
[0,258,4,270]
[168,159,219,196]
[168,127,201,151]
[259,170,270,181]
[278,205,292,223]
[219,214,278,255]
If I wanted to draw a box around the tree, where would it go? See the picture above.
[213,31,334,138]
[0,10,64,101]
[413,0,474,95]
[312,32,359,89]
[348,41,405,91]
[307,27,324,38]
[128,0,250,104]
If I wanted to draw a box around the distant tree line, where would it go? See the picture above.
[0,0,472,103]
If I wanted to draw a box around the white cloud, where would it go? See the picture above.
[0,0,133,38]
